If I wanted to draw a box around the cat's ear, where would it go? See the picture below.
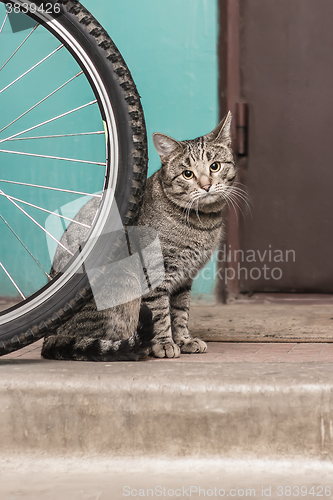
[204,111,232,146]
[153,133,183,160]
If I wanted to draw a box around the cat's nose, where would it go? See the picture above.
[199,176,211,192]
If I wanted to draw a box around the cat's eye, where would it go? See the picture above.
[182,170,194,179]
[210,162,221,172]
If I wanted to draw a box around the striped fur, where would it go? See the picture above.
[138,113,236,358]
[42,302,153,361]
[41,113,235,361]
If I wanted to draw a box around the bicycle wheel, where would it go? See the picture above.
[0,0,148,355]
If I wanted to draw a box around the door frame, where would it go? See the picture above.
[217,0,242,300]
[217,0,333,304]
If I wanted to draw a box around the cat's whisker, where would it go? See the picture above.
[224,183,251,198]
[182,199,191,213]
[228,184,249,194]
[191,191,202,201]
[181,191,203,226]
[230,189,252,210]
[233,180,248,190]
[195,199,202,224]
[228,191,252,214]
[182,201,191,224]
[218,184,252,218]
[226,193,246,220]
[232,181,251,197]
[213,185,245,221]
[223,187,248,216]
[228,185,252,204]
[227,189,252,217]
[221,192,239,225]
[185,204,191,225]
[182,198,196,225]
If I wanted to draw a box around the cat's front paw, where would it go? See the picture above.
[151,341,181,358]
[181,338,207,354]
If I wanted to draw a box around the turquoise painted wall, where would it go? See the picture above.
[83,0,218,153]
[0,11,106,297]
[0,0,219,300]
[83,0,219,301]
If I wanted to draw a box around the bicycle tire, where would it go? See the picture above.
[0,0,148,355]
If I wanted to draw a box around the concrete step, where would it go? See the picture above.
[1,455,333,499]
[2,350,333,498]
[1,300,333,498]
[1,358,333,460]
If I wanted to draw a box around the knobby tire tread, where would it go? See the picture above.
[0,0,148,355]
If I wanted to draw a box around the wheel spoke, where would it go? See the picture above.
[0,179,103,198]
[0,44,64,95]
[6,131,104,141]
[0,100,98,144]
[0,189,74,256]
[0,148,107,166]
[0,262,26,299]
[0,23,39,72]
[0,11,8,35]
[0,214,51,280]
[0,71,83,134]
[0,193,91,228]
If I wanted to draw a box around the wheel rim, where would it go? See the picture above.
[0,0,119,324]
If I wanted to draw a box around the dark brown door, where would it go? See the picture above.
[222,0,333,294]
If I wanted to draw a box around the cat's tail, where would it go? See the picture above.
[41,304,154,362]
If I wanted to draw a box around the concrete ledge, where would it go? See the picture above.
[1,360,333,459]
[2,455,333,499]
[189,303,333,342]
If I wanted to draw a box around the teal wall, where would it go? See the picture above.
[85,0,219,173]
[0,10,107,297]
[0,0,219,301]
[83,0,219,300]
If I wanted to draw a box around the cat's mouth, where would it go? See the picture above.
[199,190,223,204]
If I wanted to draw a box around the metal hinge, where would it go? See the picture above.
[235,102,248,156]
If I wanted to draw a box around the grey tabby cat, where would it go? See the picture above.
[41,112,236,361]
